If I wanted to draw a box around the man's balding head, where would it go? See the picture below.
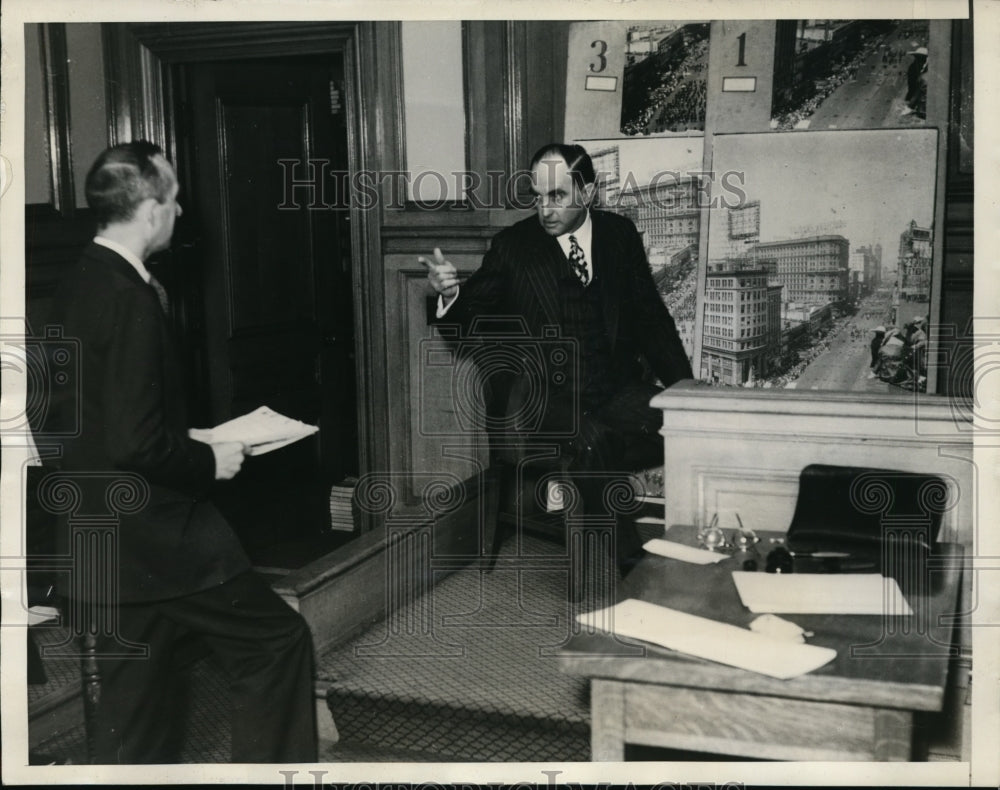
[85,141,177,229]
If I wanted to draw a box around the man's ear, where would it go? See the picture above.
[136,197,159,227]
[581,181,597,206]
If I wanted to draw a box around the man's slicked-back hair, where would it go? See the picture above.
[85,140,174,227]
[529,143,596,190]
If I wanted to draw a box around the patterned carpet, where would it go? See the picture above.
[319,533,616,762]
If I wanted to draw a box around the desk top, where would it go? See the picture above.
[558,526,963,712]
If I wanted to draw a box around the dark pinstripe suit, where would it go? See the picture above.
[440,210,692,570]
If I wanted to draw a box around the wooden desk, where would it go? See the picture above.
[558,526,963,761]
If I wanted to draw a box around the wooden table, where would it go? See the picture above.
[558,525,963,761]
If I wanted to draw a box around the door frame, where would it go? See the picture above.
[101,21,397,533]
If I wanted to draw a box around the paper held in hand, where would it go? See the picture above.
[204,406,319,456]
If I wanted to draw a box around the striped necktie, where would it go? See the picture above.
[148,274,170,315]
[567,235,590,286]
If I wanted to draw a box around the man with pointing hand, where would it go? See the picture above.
[422,143,692,583]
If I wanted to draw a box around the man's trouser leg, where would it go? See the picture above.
[94,571,317,764]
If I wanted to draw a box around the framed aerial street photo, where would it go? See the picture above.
[0,1,997,789]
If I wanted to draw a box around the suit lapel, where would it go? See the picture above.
[591,212,621,347]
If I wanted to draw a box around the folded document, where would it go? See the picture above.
[576,599,836,679]
[203,406,319,456]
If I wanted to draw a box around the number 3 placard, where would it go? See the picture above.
[565,22,628,139]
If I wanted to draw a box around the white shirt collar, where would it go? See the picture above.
[556,210,592,248]
[554,210,593,266]
[93,236,151,283]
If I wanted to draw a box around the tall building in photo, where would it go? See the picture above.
[855,243,882,291]
[749,235,850,306]
[700,268,778,385]
[725,200,761,260]
[590,146,621,210]
[848,251,867,301]
[619,176,700,266]
[771,20,800,113]
[766,283,784,370]
[898,220,933,302]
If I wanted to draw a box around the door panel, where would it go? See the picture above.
[181,57,357,557]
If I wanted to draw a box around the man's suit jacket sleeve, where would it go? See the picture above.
[621,218,694,387]
[102,285,216,497]
[433,232,511,333]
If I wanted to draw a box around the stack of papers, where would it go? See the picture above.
[577,599,837,679]
[731,572,913,616]
[203,406,319,456]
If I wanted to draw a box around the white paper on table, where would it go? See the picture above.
[200,406,318,456]
[576,598,837,679]
[643,538,728,565]
[731,571,913,616]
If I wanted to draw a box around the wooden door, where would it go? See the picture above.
[176,56,357,556]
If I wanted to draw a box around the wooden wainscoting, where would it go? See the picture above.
[653,382,974,541]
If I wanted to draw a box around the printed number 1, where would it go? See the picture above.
[736,32,747,66]
[590,40,608,73]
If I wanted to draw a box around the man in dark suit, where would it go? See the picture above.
[47,141,317,763]
[422,143,692,579]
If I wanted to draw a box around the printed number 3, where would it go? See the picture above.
[590,40,607,73]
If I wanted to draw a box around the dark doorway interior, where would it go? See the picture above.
[168,54,359,568]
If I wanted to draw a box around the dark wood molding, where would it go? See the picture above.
[101,25,172,155]
[461,22,497,215]
[101,26,131,146]
[503,21,527,204]
[348,22,392,532]
[39,24,74,215]
[948,15,974,186]
[383,236,495,259]
[375,22,409,215]
[936,15,973,400]
[126,22,356,62]
[461,21,477,185]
